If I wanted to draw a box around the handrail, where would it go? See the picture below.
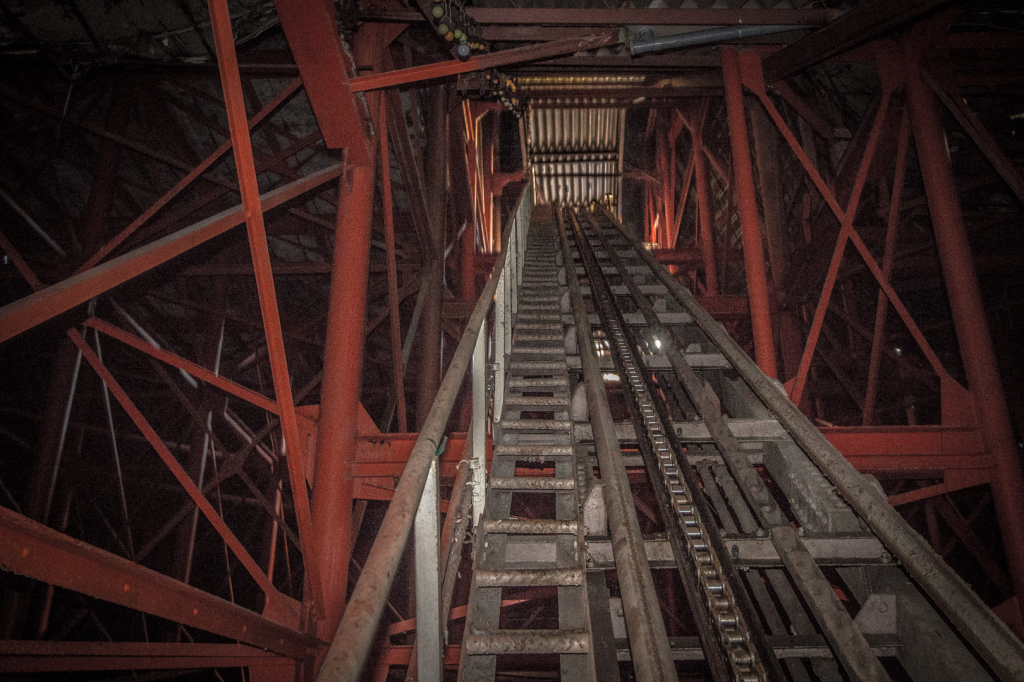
[316,186,532,681]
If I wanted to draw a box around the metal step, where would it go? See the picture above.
[463,629,591,655]
[474,567,584,586]
[504,396,570,407]
[493,444,573,457]
[490,477,575,491]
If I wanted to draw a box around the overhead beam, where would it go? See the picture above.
[350,32,621,92]
[0,506,317,659]
[360,8,838,26]
[272,0,372,164]
[0,642,293,673]
[0,163,343,346]
[761,0,954,83]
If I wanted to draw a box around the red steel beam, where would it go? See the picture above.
[69,329,283,608]
[84,317,279,414]
[821,426,990,476]
[743,50,950,392]
[0,506,316,658]
[0,641,293,673]
[78,78,303,273]
[380,95,408,433]
[312,156,378,636]
[721,47,777,378]
[689,103,718,295]
[305,21,402,628]
[0,228,43,291]
[272,0,371,164]
[208,0,324,612]
[0,163,343,346]
[863,109,911,425]
[349,32,620,92]
[787,66,892,407]
[905,34,1024,619]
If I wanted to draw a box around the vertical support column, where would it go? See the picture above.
[380,96,408,433]
[414,458,440,679]
[905,41,1024,616]
[416,85,448,429]
[471,321,488,523]
[453,107,477,303]
[691,107,719,296]
[722,48,778,378]
[657,114,673,247]
[313,163,375,633]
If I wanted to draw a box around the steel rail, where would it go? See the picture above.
[574,210,777,682]
[315,187,530,682]
[584,210,885,680]
[556,208,678,680]
[601,204,1024,681]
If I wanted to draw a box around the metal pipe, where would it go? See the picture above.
[603,204,1024,681]
[316,188,530,682]
[722,47,777,378]
[112,300,198,388]
[630,25,802,56]
[556,209,677,680]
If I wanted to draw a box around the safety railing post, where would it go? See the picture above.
[502,250,512,366]
[493,270,506,421]
[471,321,488,524]
[414,457,440,679]
[509,224,518,318]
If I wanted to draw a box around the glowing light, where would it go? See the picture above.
[654,337,662,349]
[603,373,620,382]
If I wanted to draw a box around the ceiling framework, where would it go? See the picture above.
[0,0,1021,679]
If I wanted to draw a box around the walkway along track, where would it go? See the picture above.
[457,203,1024,681]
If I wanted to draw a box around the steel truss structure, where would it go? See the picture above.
[0,0,1023,679]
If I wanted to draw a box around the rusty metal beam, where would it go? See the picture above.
[0,641,293,673]
[69,328,283,608]
[0,506,316,658]
[350,32,620,92]
[380,95,408,433]
[272,0,371,164]
[208,0,324,614]
[0,163,343,346]
[84,317,279,414]
[761,0,953,83]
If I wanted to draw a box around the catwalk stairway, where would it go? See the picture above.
[456,203,1024,681]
